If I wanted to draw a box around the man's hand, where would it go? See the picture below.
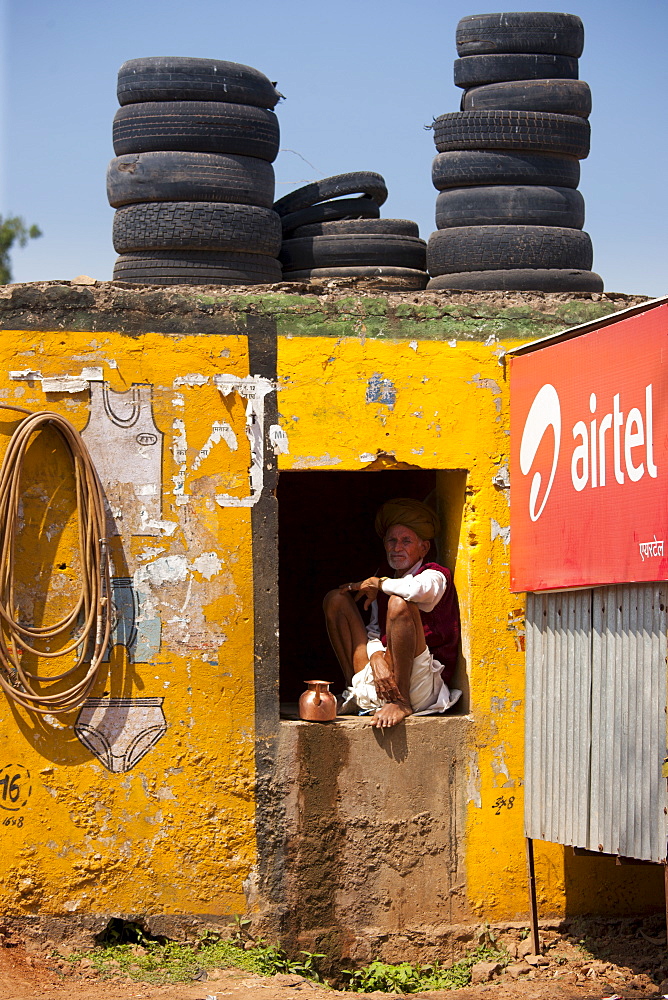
[338,576,383,610]
[369,651,402,703]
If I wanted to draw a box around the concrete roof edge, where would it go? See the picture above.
[506,292,668,357]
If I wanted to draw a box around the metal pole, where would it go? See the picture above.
[526,837,540,955]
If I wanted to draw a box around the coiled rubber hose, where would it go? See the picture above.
[0,405,111,714]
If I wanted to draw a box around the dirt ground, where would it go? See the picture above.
[1,918,667,1000]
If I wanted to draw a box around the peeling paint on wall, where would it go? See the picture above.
[269,424,289,455]
[139,513,177,536]
[492,466,510,490]
[171,418,188,504]
[507,608,526,652]
[10,366,104,392]
[491,519,510,545]
[137,554,189,587]
[191,421,238,473]
[491,744,515,789]
[214,374,275,507]
[173,373,209,387]
[470,373,502,395]
[191,552,224,580]
[291,453,341,469]
[365,373,397,408]
[467,752,482,809]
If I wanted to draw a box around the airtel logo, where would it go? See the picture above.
[520,383,658,521]
[520,384,561,521]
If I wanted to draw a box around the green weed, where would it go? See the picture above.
[245,944,326,981]
[61,927,327,987]
[342,944,510,993]
[60,921,507,991]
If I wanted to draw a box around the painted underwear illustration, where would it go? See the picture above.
[74,697,167,773]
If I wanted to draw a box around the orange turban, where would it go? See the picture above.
[375,498,440,540]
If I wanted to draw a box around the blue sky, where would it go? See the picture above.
[2,0,667,296]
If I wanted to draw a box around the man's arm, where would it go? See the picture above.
[342,569,448,612]
[381,569,447,612]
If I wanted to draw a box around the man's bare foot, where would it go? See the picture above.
[372,701,412,728]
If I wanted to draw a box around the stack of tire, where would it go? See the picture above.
[108,57,283,286]
[427,12,604,292]
[275,172,428,290]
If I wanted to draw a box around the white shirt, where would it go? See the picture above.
[366,560,448,657]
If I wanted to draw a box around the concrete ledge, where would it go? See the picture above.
[253,714,473,963]
[278,712,471,726]
[0,280,647,340]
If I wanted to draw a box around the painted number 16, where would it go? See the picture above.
[0,774,20,804]
[0,764,31,813]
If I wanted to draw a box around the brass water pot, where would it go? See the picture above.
[299,680,337,722]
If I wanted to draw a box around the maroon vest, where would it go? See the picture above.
[376,562,460,684]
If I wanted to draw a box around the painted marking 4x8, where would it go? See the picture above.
[492,794,515,816]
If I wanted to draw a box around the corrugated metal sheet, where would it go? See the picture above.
[525,590,592,849]
[525,584,666,862]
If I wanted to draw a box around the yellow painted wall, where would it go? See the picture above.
[276,333,663,924]
[0,315,659,928]
[276,334,523,919]
[0,329,256,917]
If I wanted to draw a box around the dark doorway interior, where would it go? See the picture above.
[277,469,441,704]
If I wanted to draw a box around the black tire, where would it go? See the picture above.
[463,79,591,118]
[427,269,603,292]
[113,102,280,161]
[113,251,282,286]
[113,203,281,255]
[427,226,593,275]
[435,186,584,230]
[433,111,590,160]
[280,234,426,271]
[117,57,281,109]
[291,218,420,238]
[281,267,429,290]
[456,13,584,58]
[107,152,275,208]
[280,196,381,234]
[454,53,578,89]
[274,172,387,217]
[432,150,580,190]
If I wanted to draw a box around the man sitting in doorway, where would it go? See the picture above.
[323,498,461,728]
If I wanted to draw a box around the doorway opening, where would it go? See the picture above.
[277,467,467,708]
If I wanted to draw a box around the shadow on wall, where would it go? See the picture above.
[277,465,468,704]
[563,849,665,917]
[2,416,135,765]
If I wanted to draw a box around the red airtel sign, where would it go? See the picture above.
[510,302,668,592]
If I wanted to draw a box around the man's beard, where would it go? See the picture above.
[387,553,410,570]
